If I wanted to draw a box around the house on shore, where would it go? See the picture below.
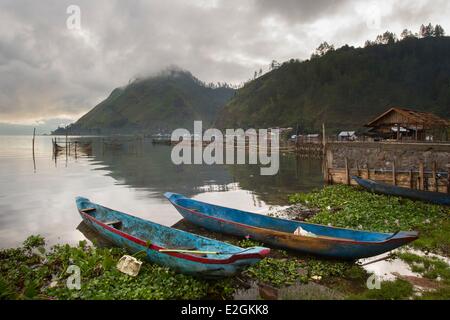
[338,131,357,141]
[364,108,450,141]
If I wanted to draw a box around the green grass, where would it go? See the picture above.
[396,252,450,283]
[349,279,414,300]
[243,258,307,287]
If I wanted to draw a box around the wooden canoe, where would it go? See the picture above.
[76,197,269,278]
[352,176,450,206]
[164,192,419,260]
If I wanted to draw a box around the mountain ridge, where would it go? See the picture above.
[54,37,450,136]
[215,36,450,133]
[54,68,235,135]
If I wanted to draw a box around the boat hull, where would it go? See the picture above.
[164,193,419,260]
[352,176,450,206]
[76,197,269,278]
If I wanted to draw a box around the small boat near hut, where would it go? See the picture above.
[352,176,450,206]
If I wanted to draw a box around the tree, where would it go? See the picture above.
[375,31,397,45]
[420,23,434,37]
[400,29,415,40]
[312,42,335,58]
[258,68,263,76]
[270,60,280,70]
[434,24,445,37]
[365,40,376,47]
[254,71,258,79]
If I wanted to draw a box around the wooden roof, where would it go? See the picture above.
[365,108,450,128]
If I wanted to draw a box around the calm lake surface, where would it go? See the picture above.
[0,135,323,248]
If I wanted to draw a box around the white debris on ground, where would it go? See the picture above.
[294,226,318,237]
[117,255,143,277]
[267,203,320,221]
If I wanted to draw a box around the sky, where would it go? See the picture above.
[0,0,449,134]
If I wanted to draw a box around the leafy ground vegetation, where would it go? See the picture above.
[289,185,450,299]
[289,185,450,254]
[0,236,238,300]
[1,186,449,300]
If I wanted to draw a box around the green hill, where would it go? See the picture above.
[56,68,235,135]
[216,37,450,133]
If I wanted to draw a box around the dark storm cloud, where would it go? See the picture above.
[255,0,347,23]
[0,0,449,127]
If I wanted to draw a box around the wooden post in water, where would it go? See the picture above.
[392,161,396,186]
[345,157,350,185]
[32,128,36,151]
[419,161,425,191]
[65,131,68,158]
[32,128,36,172]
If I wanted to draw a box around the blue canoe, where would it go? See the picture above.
[76,197,270,278]
[164,192,419,260]
[352,176,450,206]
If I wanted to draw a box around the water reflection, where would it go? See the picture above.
[76,221,114,247]
[0,135,323,248]
[76,137,324,204]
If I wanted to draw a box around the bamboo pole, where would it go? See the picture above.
[32,128,35,151]
[32,128,36,172]
[447,165,450,194]
[409,169,413,189]
[392,161,397,186]
[322,123,326,158]
[345,157,350,185]
[322,123,329,183]
[432,161,437,192]
[419,162,425,191]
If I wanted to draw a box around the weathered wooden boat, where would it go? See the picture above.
[164,192,419,260]
[352,176,450,206]
[75,197,269,278]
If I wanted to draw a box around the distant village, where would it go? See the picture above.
[288,107,450,144]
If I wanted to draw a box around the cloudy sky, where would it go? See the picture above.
[0,0,449,133]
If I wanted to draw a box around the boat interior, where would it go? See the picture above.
[173,197,403,242]
[76,198,246,257]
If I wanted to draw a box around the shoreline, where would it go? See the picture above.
[1,185,449,300]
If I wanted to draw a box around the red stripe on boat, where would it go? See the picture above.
[80,211,269,264]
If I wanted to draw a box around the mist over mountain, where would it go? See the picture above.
[53,35,450,136]
[54,67,235,135]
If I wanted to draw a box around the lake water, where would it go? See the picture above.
[0,135,323,248]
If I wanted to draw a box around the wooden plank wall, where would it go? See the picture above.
[327,161,450,193]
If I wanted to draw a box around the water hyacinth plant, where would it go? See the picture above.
[289,185,450,254]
